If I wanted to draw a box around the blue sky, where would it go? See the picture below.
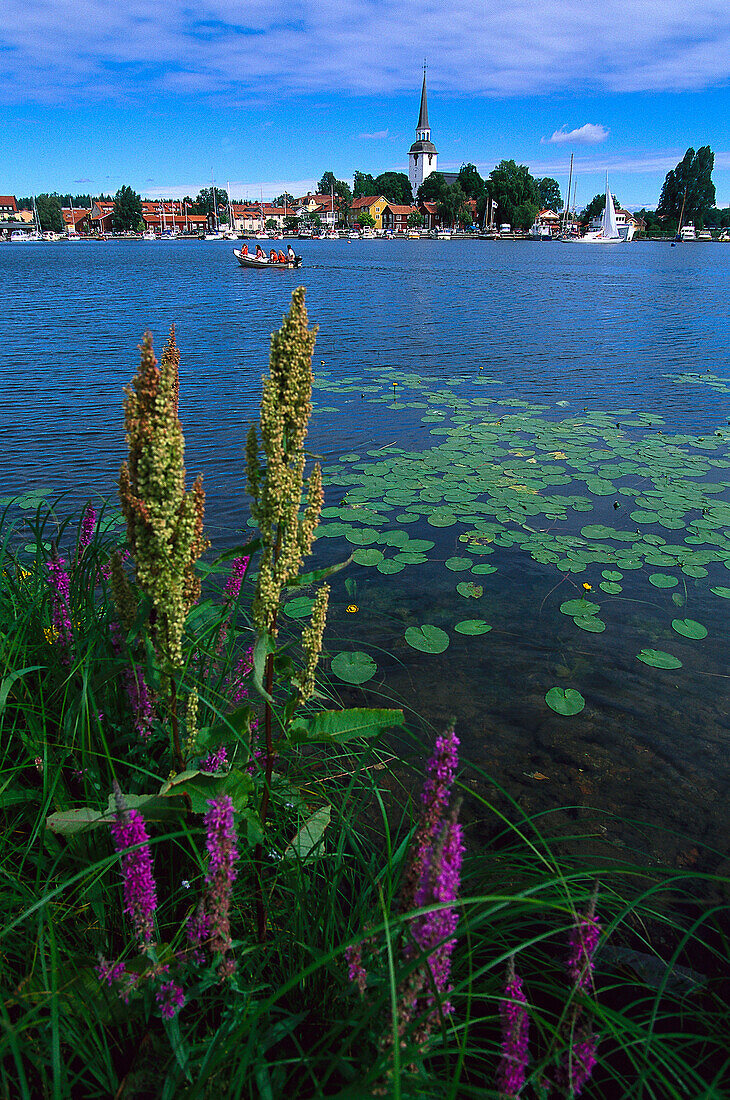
[2,0,729,210]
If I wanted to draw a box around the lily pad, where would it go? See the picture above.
[671,619,708,640]
[352,548,384,566]
[283,596,316,618]
[454,619,492,635]
[711,586,730,598]
[331,651,378,685]
[560,599,600,617]
[344,528,378,546]
[545,687,585,716]
[405,625,450,654]
[445,557,473,571]
[636,649,683,670]
[573,615,606,633]
[456,581,483,599]
[427,510,458,528]
[648,573,679,589]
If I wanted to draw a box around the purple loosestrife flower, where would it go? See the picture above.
[410,812,465,1015]
[400,726,459,914]
[110,792,158,948]
[186,901,210,965]
[97,958,127,987]
[496,960,530,1098]
[77,502,97,562]
[156,980,186,1020]
[566,891,601,993]
[345,942,368,997]
[226,646,254,704]
[202,746,228,773]
[565,1027,598,1096]
[109,623,155,741]
[204,796,239,959]
[216,556,250,652]
[47,553,73,660]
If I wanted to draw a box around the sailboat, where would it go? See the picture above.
[576,176,623,243]
[11,196,43,242]
[204,172,226,239]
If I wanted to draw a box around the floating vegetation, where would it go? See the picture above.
[308,366,730,714]
[545,687,586,716]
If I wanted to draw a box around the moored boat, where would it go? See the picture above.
[234,249,302,269]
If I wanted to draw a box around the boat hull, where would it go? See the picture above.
[234,249,302,269]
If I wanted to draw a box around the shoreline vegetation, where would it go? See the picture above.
[1,290,729,1097]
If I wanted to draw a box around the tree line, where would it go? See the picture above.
[13,148,725,234]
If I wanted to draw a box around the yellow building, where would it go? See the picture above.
[351,195,388,230]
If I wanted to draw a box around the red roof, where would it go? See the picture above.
[421,201,437,214]
[385,204,415,215]
[351,195,384,209]
[61,208,90,225]
[0,196,18,210]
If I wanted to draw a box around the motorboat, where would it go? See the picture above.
[234,248,302,269]
[697,228,712,241]
[680,223,697,242]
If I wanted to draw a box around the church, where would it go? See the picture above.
[407,69,461,196]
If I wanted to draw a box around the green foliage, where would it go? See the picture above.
[35,193,64,233]
[456,162,485,199]
[417,171,449,204]
[582,191,621,224]
[407,210,425,228]
[487,160,540,229]
[353,170,377,198]
[374,171,413,205]
[264,218,277,231]
[194,187,229,216]
[657,146,716,227]
[284,214,301,234]
[112,184,143,232]
[537,176,563,211]
[357,210,376,229]
[273,192,294,207]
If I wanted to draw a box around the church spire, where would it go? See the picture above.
[417,64,430,131]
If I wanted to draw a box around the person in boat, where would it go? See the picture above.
[287,244,296,262]
[278,249,286,263]
[255,244,266,260]
[269,249,278,262]
[242,244,248,255]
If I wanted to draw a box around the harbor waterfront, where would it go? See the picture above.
[2,238,730,866]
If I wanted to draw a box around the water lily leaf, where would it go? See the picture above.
[573,615,606,633]
[331,651,378,684]
[445,557,473,571]
[404,539,435,552]
[671,619,707,640]
[454,619,492,635]
[711,586,730,598]
[545,688,585,716]
[471,563,498,575]
[456,581,483,599]
[648,573,679,589]
[282,596,315,618]
[352,548,384,566]
[427,510,458,527]
[377,559,406,574]
[599,581,622,594]
[405,625,450,653]
[636,649,683,669]
[344,528,378,545]
[560,599,600,617]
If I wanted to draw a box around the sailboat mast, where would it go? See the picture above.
[563,153,573,235]
[212,170,218,231]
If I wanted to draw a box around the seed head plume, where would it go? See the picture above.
[119,327,209,668]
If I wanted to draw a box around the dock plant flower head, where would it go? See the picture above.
[496,958,530,1098]
[119,327,209,668]
[46,547,74,661]
[204,795,239,961]
[110,785,158,949]
[296,583,330,702]
[247,287,321,637]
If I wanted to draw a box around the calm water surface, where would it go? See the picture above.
[1,239,729,865]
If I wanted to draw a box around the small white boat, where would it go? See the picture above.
[234,248,302,269]
[577,179,624,243]
[697,228,712,241]
[204,231,226,240]
[10,230,42,243]
[680,223,697,242]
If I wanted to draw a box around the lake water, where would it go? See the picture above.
[2,238,729,868]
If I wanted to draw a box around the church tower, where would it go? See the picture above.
[408,67,438,197]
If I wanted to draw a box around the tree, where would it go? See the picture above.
[374,172,412,205]
[356,210,375,229]
[437,183,466,229]
[274,192,294,207]
[353,171,377,198]
[581,192,621,225]
[657,147,715,228]
[408,210,425,228]
[111,185,143,232]
[284,214,300,234]
[318,171,337,194]
[487,161,540,230]
[456,163,485,200]
[537,177,562,211]
[194,187,228,216]
[417,172,449,204]
[265,218,278,231]
[35,194,64,233]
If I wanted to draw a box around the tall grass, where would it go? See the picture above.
[0,295,728,1098]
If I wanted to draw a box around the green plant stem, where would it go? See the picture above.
[170,679,184,772]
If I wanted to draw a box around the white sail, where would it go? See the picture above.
[602,179,620,239]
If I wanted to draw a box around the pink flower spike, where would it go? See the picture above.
[156,980,185,1020]
[110,794,158,948]
[204,796,238,957]
[496,960,530,1098]
[77,502,97,561]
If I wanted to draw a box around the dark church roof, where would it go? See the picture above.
[409,138,438,154]
[417,70,430,130]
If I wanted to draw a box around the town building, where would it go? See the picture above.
[351,195,388,230]
[62,208,92,235]
[0,196,18,216]
[408,69,438,197]
[381,203,419,234]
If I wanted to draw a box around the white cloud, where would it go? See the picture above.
[145,178,317,200]
[359,129,389,140]
[543,124,609,145]
[2,1,730,105]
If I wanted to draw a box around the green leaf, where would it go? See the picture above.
[636,649,683,669]
[456,581,483,599]
[560,599,600,617]
[252,632,276,705]
[454,619,492,635]
[283,806,331,861]
[0,666,43,715]
[573,615,605,633]
[671,618,708,640]
[405,625,450,653]
[545,687,585,716]
[445,557,472,571]
[648,573,679,589]
[711,586,730,598]
[330,651,378,684]
[289,707,404,743]
[290,555,354,586]
[282,596,316,618]
[352,548,384,566]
